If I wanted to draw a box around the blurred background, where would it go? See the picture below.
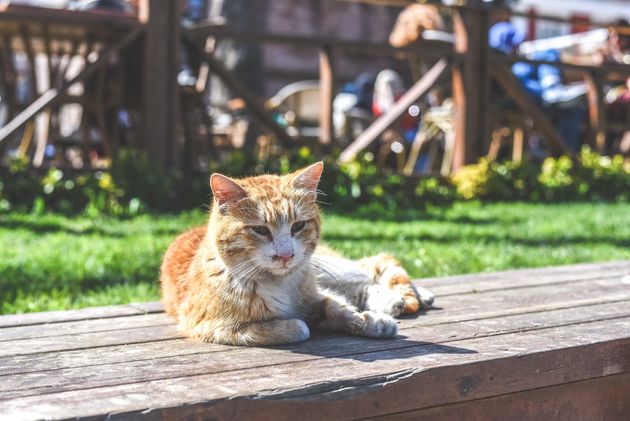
[0,0,629,314]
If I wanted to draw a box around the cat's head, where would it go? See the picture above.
[209,162,323,277]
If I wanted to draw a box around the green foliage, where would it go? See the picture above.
[204,148,457,213]
[2,147,628,216]
[110,149,175,211]
[574,149,630,202]
[0,156,127,215]
[450,148,630,202]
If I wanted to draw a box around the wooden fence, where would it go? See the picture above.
[0,0,629,174]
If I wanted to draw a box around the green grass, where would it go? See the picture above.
[1,202,629,314]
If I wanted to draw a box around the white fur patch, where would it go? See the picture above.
[365,284,405,317]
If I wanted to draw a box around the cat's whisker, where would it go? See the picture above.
[310,257,342,283]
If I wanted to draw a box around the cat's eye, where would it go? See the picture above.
[291,221,306,235]
[251,225,271,237]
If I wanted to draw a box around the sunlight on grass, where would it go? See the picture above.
[1,202,629,314]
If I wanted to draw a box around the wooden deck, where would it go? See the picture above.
[1,261,630,420]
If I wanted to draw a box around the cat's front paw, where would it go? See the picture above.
[358,311,398,338]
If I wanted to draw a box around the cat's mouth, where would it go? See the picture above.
[266,259,301,276]
[268,263,293,275]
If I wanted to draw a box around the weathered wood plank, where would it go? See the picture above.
[2,317,629,420]
[1,273,628,357]
[0,325,182,358]
[1,261,624,329]
[2,296,628,380]
[416,260,630,289]
[1,296,628,378]
[424,270,628,297]
[0,313,170,341]
[2,299,629,398]
[372,372,630,421]
[0,302,162,329]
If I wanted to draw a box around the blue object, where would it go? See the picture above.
[489,23,586,152]
[342,73,375,111]
[489,22,525,54]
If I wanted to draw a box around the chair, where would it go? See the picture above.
[266,81,321,142]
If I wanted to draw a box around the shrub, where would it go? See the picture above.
[450,147,630,203]
[2,147,627,216]
[0,157,125,215]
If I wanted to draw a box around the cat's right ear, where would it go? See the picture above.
[210,174,247,208]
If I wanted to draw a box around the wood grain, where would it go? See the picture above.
[2,317,630,420]
[0,261,629,420]
[2,300,630,399]
[0,301,163,329]
[372,372,630,421]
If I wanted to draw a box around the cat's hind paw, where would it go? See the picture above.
[358,311,398,338]
[414,285,435,308]
[365,284,406,317]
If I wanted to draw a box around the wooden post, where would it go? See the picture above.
[584,71,606,153]
[451,3,491,171]
[319,45,334,146]
[142,0,180,167]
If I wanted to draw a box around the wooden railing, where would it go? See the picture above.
[1,0,629,173]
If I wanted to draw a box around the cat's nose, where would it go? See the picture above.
[274,253,294,264]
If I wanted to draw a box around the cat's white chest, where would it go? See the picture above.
[257,274,302,318]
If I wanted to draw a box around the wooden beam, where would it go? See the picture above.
[339,58,448,163]
[185,24,457,61]
[184,33,294,148]
[0,27,143,144]
[319,46,334,146]
[142,0,180,167]
[492,65,569,156]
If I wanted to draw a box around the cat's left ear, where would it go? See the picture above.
[210,173,248,208]
[292,161,324,193]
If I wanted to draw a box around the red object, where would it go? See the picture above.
[570,14,590,34]
[372,94,417,132]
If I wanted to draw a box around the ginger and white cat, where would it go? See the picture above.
[160,162,434,346]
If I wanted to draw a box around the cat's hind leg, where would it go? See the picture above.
[312,252,406,317]
[357,253,434,314]
[181,317,310,346]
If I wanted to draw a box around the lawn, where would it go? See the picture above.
[1,202,629,314]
